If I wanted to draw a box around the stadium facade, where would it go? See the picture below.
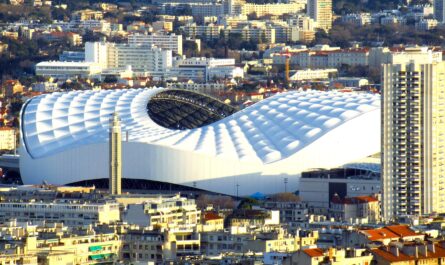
[20,88,380,195]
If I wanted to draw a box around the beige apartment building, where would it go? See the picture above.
[0,128,15,151]
[307,0,332,31]
[382,61,445,220]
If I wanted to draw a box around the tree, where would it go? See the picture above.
[269,192,300,202]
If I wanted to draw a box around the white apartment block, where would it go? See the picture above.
[35,61,102,79]
[79,19,111,33]
[289,68,337,81]
[0,201,120,225]
[382,61,445,220]
[181,23,224,41]
[85,42,172,76]
[122,194,200,228]
[128,33,183,55]
[172,57,240,82]
[307,0,333,31]
[241,2,305,17]
[225,26,276,43]
[341,13,371,26]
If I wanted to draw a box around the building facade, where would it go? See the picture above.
[307,0,332,31]
[382,61,445,220]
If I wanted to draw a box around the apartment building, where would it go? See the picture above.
[0,200,120,225]
[181,23,224,41]
[329,195,380,223]
[171,57,241,82]
[307,0,333,31]
[35,61,102,79]
[128,33,183,55]
[85,42,172,76]
[382,61,445,220]
[0,127,15,151]
[122,194,200,228]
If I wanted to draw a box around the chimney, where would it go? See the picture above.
[402,245,418,258]
[390,245,399,257]
[418,244,428,257]
[427,242,436,253]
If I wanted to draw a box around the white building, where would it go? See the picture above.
[382,61,445,220]
[172,57,241,82]
[0,127,15,151]
[85,42,172,76]
[20,88,381,195]
[307,0,332,31]
[35,61,102,79]
[0,201,120,225]
[415,18,438,30]
[289,68,337,81]
[128,33,183,55]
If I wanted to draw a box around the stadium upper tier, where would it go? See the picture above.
[20,88,381,194]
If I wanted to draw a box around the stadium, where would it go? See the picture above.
[20,88,380,195]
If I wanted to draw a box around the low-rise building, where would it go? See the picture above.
[330,195,380,223]
[35,61,102,79]
[0,200,120,226]
[0,127,16,151]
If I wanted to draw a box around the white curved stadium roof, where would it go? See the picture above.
[20,88,381,194]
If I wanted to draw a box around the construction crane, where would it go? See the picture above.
[283,49,291,85]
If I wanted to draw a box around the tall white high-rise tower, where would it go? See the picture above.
[382,61,445,221]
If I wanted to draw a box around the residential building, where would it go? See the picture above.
[288,248,373,265]
[181,23,224,41]
[122,194,200,228]
[241,2,305,17]
[1,80,24,97]
[171,57,242,82]
[0,127,15,151]
[35,61,102,79]
[289,68,337,81]
[434,0,445,22]
[416,18,438,30]
[85,42,172,76]
[371,241,445,265]
[0,201,120,225]
[128,33,183,55]
[329,195,380,223]
[307,0,332,31]
[263,201,309,223]
[382,61,445,220]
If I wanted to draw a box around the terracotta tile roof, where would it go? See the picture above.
[303,248,324,258]
[362,228,400,241]
[371,244,445,262]
[371,248,415,262]
[331,195,378,204]
[361,225,422,241]
[203,212,222,221]
[385,225,421,237]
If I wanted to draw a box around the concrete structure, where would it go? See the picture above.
[128,33,183,55]
[85,42,172,77]
[382,61,445,220]
[307,0,332,31]
[109,113,122,195]
[20,89,380,195]
[35,61,102,79]
[172,57,242,82]
[330,195,380,223]
[0,201,120,225]
[289,68,337,81]
[299,157,381,208]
